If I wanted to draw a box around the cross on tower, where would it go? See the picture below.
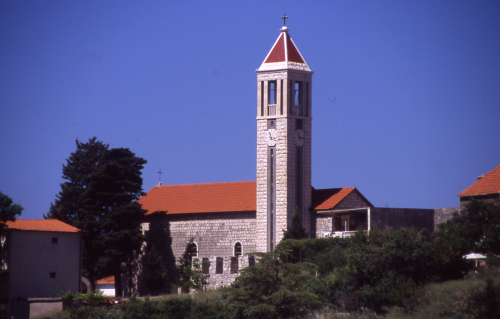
[282,14,288,26]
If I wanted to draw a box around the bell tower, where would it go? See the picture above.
[256,21,313,252]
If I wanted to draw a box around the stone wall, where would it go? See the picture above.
[315,215,333,237]
[143,212,256,289]
[434,207,459,229]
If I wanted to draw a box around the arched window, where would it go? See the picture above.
[234,242,242,257]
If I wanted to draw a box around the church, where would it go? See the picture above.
[138,22,434,289]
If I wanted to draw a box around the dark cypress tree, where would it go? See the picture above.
[138,245,167,295]
[46,137,147,293]
[282,206,308,240]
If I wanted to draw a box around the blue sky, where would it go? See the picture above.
[1,1,499,220]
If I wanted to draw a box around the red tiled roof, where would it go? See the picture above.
[96,276,115,284]
[4,219,80,233]
[312,187,356,210]
[459,164,500,197]
[139,181,256,215]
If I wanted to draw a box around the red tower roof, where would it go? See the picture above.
[257,26,311,72]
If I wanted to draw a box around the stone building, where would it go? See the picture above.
[138,23,436,290]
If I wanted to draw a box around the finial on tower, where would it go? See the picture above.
[281,14,289,32]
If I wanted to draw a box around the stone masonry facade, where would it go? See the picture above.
[256,70,313,252]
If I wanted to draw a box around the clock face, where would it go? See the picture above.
[265,129,278,146]
[295,129,305,146]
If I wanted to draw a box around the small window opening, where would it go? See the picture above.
[268,81,277,116]
[216,257,223,274]
[267,119,276,129]
[234,242,242,257]
[296,119,303,130]
[230,257,238,274]
[202,258,210,274]
[50,272,56,278]
[190,242,198,258]
[294,82,302,116]
[52,237,58,244]
[249,255,255,267]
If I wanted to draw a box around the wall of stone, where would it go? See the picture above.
[205,255,253,289]
[434,207,459,229]
[370,208,435,232]
[315,216,333,237]
[143,212,256,289]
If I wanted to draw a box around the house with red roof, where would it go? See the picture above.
[0,219,81,319]
[137,21,435,291]
[458,164,500,209]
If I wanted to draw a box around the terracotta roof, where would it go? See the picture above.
[96,276,115,284]
[459,164,500,197]
[257,27,311,72]
[139,181,256,215]
[4,219,80,233]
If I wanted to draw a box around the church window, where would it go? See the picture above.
[202,258,209,274]
[296,147,303,211]
[230,257,238,274]
[248,255,255,267]
[280,80,284,115]
[305,82,309,117]
[234,242,242,257]
[191,242,198,257]
[294,82,302,116]
[268,147,276,251]
[52,237,58,244]
[296,119,303,130]
[216,257,223,274]
[260,81,265,116]
[268,81,277,116]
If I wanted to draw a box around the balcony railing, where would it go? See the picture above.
[267,104,276,116]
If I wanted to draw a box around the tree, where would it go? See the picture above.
[138,245,167,295]
[177,238,198,292]
[0,192,23,258]
[282,207,308,240]
[0,192,23,227]
[46,137,147,292]
[226,250,324,319]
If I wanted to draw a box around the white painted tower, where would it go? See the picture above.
[256,22,313,251]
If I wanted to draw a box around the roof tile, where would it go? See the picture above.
[139,181,256,215]
[4,219,80,233]
[459,164,500,197]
